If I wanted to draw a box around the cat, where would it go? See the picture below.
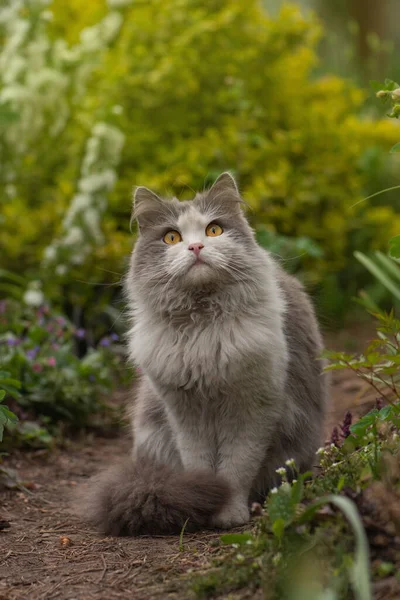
[81,172,328,535]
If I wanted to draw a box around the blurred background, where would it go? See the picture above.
[0,0,400,443]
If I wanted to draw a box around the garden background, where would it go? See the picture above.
[1,1,400,599]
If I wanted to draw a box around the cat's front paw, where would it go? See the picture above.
[211,500,250,529]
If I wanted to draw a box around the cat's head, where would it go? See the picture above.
[128,173,262,302]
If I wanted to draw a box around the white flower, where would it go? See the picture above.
[316,447,325,455]
[63,226,84,246]
[285,458,295,467]
[44,246,57,261]
[55,265,67,276]
[292,479,297,484]
[270,487,278,494]
[24,289,44,307]
[275,467,286,476]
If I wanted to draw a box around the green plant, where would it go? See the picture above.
[1,1,399,322]
[0,371,19,442]
[0,299,129,447]
[374,79,400,152]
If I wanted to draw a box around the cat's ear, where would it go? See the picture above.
[208,172,242,214]
[132,186,165,230]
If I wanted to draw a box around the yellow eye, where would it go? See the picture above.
[206,223,223,237]
[163,230,182,245]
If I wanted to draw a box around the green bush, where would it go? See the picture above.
[0,0,399,316]
[0,298,127,447]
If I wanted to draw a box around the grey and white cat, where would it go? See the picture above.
[82,173,328,535]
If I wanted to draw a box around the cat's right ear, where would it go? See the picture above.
[132,186,165,231]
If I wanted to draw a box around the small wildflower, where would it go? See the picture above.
[48,357,56,367]
[89,374,96,383]
[99,337,111,347]
[285,458,295,467]
[316,447,325,455]
[331,462,339,467]
[110,333,119,342]
[75,328,86,339]
[391,88,400,101]
[26,348,38,360]
[33,363,42,373]
[7,337,20,347]
[270,487,278,494]
[24,289,45,308]
[340,411,352,439]
[275,467,286,476]
[330,428,340,446]
[292,479,297,484]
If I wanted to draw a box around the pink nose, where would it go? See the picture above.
[188,242,204,257]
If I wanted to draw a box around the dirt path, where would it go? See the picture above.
[0,359,379,600]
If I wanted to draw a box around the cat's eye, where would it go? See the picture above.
[206,223,223,237]
[163,230,182,245]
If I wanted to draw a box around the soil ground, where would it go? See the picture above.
[0,328,386,600]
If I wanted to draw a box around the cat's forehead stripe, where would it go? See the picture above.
[177,204,208,230]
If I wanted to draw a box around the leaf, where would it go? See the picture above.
[379,405,393,420]
[390,142,400,154]
[375,252,400,283]
[0,391,5,402]
[328,496,372,600]
[389,235,400,260]
[300,496,371,600]
[370,80,384,92]
[0,384,21,400]
[384,78,399,90]
[220,533,253,545]
[272,518,285,541]
[354,251,400,302]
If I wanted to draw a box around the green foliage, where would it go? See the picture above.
[0,299,128,447]
[323,311,400,407]
[389,235,400,260]
[354,248,400,310]
[1,0,399,319]
[0,371,19,442]
[190,311,400,599]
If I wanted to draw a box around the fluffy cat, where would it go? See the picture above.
[82,172,328,535]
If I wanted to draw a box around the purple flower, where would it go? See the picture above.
[89,374,96,382]
[99,337,111,347]
[340,411,352,439]
[7,337,20,347]
[330,426,340,447]
[110,333,119,342]
[75,328,86,339]
[26,348,38,360]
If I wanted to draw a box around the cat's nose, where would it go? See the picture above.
[188,242,204,257]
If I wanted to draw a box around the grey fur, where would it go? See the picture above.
[83,172,328,535]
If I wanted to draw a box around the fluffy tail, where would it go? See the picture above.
[78,459,231,536]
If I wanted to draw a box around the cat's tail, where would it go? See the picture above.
[77,458,231,536]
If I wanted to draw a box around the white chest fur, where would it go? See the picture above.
[128,304,288,394]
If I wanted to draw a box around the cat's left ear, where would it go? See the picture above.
[208,172,242,214]
[132,186,166,231]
